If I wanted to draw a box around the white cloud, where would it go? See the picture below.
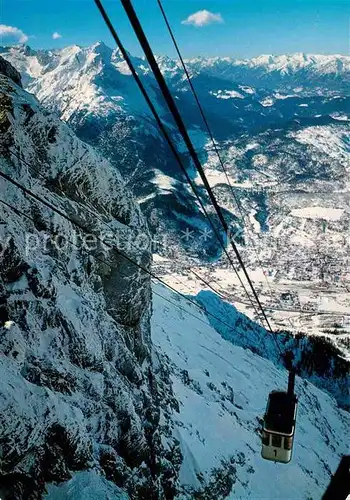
[52,31,62,40]
[181,10,224,27]
[0,24,28,43]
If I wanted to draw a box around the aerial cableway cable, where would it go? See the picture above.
[156,0,289,326]
[14,148,274,317]
[95,3,306,453]
[9,148,230,310]
[12,146,342,321]
[0,168,210,317]
[104,0,274,333]
[4,161,340,325]
[0,196,223,331]
[93,0,265,326]
[0,175,282,353]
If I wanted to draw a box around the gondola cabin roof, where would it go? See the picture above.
[264,391,297,435]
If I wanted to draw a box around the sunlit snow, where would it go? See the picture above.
[152,284,349,499]
[290,207,345,221]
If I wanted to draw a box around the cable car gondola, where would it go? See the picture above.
[261,371,298,463]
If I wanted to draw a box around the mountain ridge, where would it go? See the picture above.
[2,43,349,90]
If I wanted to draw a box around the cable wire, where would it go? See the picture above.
[118,0,273,333]
[93,0,265,326]
[0,187,282,354]
[156,0,288,324]
[0,167,208,315]
[0,196,213,329]
[8,148,254,316]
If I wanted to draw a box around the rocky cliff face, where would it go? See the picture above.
[0,57,180,499]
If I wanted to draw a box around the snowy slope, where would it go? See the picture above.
[0,57,180,499]
[152,284,350,499]
[45,471,129,500]
[42,281,349,499]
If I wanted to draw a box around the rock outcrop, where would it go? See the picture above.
[0,56,180,499]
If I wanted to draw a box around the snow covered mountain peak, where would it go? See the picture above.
[184,52,349,90]
[86,40,113,63]
[187,52,349,71]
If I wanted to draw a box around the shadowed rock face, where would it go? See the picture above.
[0,58,180,499]
[0,56,22,87]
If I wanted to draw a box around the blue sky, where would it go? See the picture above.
[1,0,349,58]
